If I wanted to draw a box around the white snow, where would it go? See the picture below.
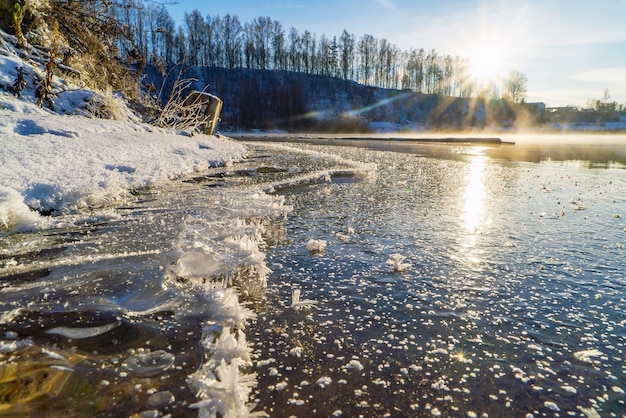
[0,97,246,231]
[0,29,247,232]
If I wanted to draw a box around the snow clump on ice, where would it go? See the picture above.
[306,238,327,255]
[387,253,411,273]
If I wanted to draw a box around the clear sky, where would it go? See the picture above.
[165,0,626,107]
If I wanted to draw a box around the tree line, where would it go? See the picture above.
[109,0,528,102]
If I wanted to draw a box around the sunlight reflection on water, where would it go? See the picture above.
[1,137,624,417]
[252,138,626,418]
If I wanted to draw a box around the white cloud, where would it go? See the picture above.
[374,0,397,11]
[569,67,626,84]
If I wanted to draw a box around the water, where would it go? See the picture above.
[248,137,626,417]
[1,136,625,417]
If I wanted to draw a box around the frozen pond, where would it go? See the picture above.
[1,135,625,417]
[248,137,626,417]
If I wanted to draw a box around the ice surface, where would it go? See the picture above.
[45,320,121,339]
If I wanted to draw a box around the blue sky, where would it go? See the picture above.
[166,0,626,107]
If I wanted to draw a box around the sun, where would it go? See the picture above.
[467,46,504,84]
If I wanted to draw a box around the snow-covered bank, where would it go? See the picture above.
[0,96,247,232]
[0,27,247,233]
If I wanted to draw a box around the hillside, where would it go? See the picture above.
[144,65,545,132]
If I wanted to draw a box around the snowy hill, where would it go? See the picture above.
[144,65,545,132]
[0,30,247,233]
[146,65,626,133]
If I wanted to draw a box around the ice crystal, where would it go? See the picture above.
[316,376,332,388]
[306,239,327,255]
[573,349,604,363]
[206,327,253,368]
[290,288,318,310]
[345,359,364,371]
[387,253,411,273]
[577,407,601,418]
[189,358,266,418]
[208,288,257,330]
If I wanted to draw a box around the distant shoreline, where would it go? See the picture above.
[228,133,506,145]
[333,136,505,144]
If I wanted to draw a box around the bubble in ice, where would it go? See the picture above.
[45,320,121,339]
[121,349,175,377]
[147,391,174,408]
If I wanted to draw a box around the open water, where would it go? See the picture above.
[1,135,625,417]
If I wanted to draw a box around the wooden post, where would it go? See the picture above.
[183,91,223,135]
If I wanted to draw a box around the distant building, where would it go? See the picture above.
[526,102,547,113]
[546,106,578,123]
[520,102,547,124]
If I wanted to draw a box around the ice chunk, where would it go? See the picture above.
[306,239,327,255]
[387,253,411,273]
[573,349,604,363]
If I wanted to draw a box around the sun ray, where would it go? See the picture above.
[468,46,504,84]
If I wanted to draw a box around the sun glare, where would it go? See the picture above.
[468,46,504,84]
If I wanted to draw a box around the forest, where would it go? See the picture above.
[109,0,528,102]
[1,1,622,131]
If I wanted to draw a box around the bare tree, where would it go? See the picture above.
[184,10,205,65]
[271,20,285,70]
[222,14,242,69]
[288,27,301,72]
[101,1,531,103]
[503,70,527,103]
[358,34,377,85]
[339,30,355,80]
